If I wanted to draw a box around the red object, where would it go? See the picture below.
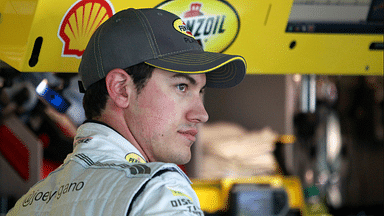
[38,133,50,148]
[41,159,61,179]
[0,124,30,181]
[184,3,204,18]
[178,165,187,176]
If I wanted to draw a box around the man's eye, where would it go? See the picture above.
[177,84,188,92]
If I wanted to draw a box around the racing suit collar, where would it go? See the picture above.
[83,119,123,136]
[69,121,147,164]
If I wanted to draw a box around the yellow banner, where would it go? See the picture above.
[0,0,382,75]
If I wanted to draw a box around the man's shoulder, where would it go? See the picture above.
[127,163,202,215]
[70,154,189,182]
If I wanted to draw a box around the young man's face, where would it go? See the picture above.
[125,68,209,164]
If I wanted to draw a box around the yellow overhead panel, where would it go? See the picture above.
[0,0,153,73]
[0,0,382,75]
[0,0,36,70]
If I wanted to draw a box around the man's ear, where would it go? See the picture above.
[105,68,134,108]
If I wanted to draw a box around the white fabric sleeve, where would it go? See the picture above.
[128,170,204,216]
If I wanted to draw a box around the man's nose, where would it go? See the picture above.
[186,97,209,123]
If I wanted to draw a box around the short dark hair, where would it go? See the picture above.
[82,63,155,119]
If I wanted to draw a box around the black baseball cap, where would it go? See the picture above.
[78,8,246,91]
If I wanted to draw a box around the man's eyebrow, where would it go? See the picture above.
[171,73,196,85]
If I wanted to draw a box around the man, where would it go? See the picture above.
[8,8,246,215]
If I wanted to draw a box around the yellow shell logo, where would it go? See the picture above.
[156,0,240,53]
[58,0,115,58]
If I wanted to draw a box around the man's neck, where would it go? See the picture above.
[92,113,151,163]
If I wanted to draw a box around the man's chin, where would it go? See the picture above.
[173,150,192,165]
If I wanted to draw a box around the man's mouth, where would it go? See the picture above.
[177,129,198,142]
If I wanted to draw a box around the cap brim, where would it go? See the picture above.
[145,51,246,88]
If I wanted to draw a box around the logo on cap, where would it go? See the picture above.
[58,0,115,58]
[173,19,195,38]
[156,0,240,53]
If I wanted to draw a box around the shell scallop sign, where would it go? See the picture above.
[156,0,240,53]
[58,0,115,58]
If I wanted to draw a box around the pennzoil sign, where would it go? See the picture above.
[156,0,240,53]
[58,0,115,58]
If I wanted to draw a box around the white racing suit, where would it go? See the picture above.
[7,121,204,215]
